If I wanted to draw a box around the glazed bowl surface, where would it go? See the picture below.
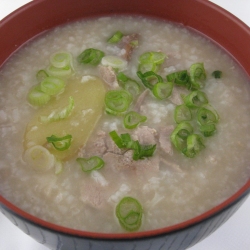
[0,0,250,250]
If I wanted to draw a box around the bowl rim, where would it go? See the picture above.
[0,0,250,240]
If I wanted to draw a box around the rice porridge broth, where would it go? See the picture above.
[0,16,250,233]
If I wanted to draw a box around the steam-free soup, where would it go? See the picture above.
[0,16,250,233]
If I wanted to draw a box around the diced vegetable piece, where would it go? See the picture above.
[40,76,65,96]
[78,48,105,66]
[27,85,51,106]
[174,104,192,123]
[47,134,72,151]
[101,55,127,70]
[189,62,206,89]
[166,70,190,88]
[105,90,132,115]
[40,96,75,123]
[212,70,222,79]
[152,81,173,99]
[116,197,143,232]
[50,52,72,68]
[184,90,208,108]
[76,156,105,172]
[117,72,141,96]
[199,123,216,137]
[24,77,106,160]
[170,122,193,152]
[123,111,147,129]
[23,145,55,172]
[183,134,205,158]
[107,31,123,43]
[197,104,219,125]
[137,71,163,90]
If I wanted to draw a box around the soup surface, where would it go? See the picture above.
[0,16,250,233]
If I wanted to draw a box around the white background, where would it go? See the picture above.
[0,0,250,249]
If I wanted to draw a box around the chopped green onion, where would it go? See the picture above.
[170,122,193,152]
[40,96,75,123]
[138,51,166,73]
[152,81,173,100]
[47,64,72,78]
[189,62,206,89]
[109,130,156,160]
[46,134,72,151]
[36,70,49,83]
[78,48,105,66]
[116,197,143,232]
[50,52,72,68]
[107,31,124,43]
[199,123,216,137]
[76,156,105,172]
[184,90,208,108]
[123,111,147,129]
[212,70,222,79]
[139,51,166,65]
[197,104,219,125]
[174,104,192,123]
[166,70,190,88]
[105,90,132,115]
[132,141,156,160]
[54,158,63,175]
[40,76,65,96]
[137,71,163,90]
[101,55,127,70]
[117,72,141,96]
[27,85,51,106]
[109,130,125,148]
[183,134,205,158]
[23,145,55,172]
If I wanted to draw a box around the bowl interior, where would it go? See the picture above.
[0,0,250,240]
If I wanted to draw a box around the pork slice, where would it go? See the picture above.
[78,130,107,158]
[132,126,157,145]
[98,65,119,89]
[134,89,150,112]
[119,33,139,61]
[169,86,189,105]
[158,125,174,155]
[160,158,183,173]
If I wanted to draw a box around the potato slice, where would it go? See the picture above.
[24,76,106,160]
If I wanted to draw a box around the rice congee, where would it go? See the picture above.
[0,16,250,233]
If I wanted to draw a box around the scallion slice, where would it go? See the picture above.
[170,122,193,152]
[40,76,65,96]
[183,134,205,158]
[197,104,219,125]
[152,81,173,100]
[40,96,75,123]
[101,55,127,70]
[107,31,124,43]
[115,196,143,232]
[117,72,141,96]
[166,70,190,88]
[76,156,105,172]
[50,52,72,68]
[184,90,208,108]
[46,134,72,151]
[47,65,72,78]
[138,51,166,73]
[137,71,163,90]
[105,90,132,115]
[123,111,147,129]
[23,145,55,172]
[27,85,51,106]
[212,70,222,79]
[36,70,49,83]
[77,48,105,66]
[189,62,206,89]
[199,123,216,137]
[174,104,192,123]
